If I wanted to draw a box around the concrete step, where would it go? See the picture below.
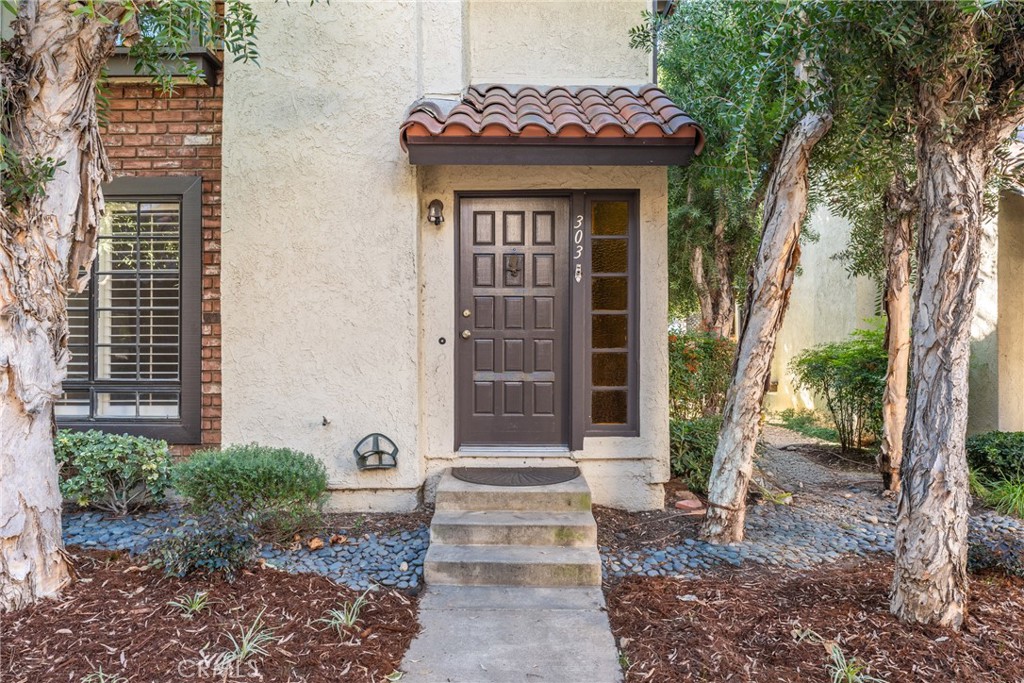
[430,510,597,547]
[434,470,592,513]
[425,543,602,587]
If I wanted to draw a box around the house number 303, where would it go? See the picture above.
[573,215,584,283]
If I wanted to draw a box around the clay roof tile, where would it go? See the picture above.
[400,83,704,154]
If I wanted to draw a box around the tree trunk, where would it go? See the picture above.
[889,139,984,630]
[690,206,736,338]
[0,1,119,611]
[700,108,833,543]
[710,206,736,338]
[879,174,915,492]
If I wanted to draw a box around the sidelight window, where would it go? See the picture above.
[587,195,638,435]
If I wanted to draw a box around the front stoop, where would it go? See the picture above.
[425,470,602,587]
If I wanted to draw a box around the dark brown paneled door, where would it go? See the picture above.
[457,197,570,447]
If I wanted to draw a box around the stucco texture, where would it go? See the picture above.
[466,0,650,86]
[222,2,424,509]
[997,191,1024,431]
[767,207,878,414]
[417,166,670,511]
[222,1,669,511]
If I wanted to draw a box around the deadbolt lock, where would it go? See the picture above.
[462,330,472,339]
[462,309,471,318]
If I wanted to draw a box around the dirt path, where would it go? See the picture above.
[758,425,878,492]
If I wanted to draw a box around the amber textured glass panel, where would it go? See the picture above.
[592,201,629,235]
[592,238,628,273]
[592,314,628,348]
[592,276,628,311]
[592,390,628,424]
[592,352,628,387]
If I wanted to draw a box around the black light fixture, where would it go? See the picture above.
[427,199,444,226]
[354,433,399,470]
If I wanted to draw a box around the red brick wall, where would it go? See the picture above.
[102,83,222,454]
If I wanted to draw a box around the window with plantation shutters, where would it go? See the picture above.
[57,177,201,443]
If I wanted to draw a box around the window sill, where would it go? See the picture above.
[58,420,201,445]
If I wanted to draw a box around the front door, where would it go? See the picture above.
[456,196,570,447]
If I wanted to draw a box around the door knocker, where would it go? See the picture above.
[505,254,524,278]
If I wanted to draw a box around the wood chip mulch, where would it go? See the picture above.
[320,508,433,536]
[594,478,704,553]
[4,550,419,682]
[605,559,1024,682]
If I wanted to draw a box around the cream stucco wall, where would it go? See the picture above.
[222,2,424,511]
[767,207,878,413]
[417,167,670,511]
[997,191,1024,431]
[768,196,1024,434]
[222,1,669,511]
[968,212,1000,434]
[466,0,651,85]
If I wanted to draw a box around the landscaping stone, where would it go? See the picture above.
[62,506,430,592]
[601,431,1024,580]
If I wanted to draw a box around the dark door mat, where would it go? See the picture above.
[451,466,580,487]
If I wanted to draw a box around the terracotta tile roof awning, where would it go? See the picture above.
[400,84,704,166]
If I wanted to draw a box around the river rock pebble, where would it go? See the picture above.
[62,507,429,592]
[600,485,1024,580]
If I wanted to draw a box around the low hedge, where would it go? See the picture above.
[172,444,328,541]
[669,416,722,496]
[966,431,1024,482]
[55,429,172,514]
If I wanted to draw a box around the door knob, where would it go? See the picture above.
[462,330,472,339]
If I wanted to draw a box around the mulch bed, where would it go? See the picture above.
[594,504,703,552]
[594,478,704,552]
[319,508,433,537]
[606,559,1024,682]
[5,550,419,682]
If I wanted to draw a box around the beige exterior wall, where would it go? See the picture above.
[466,0,651,85]
[767,207,878,413]
[768,195,1024,434]
[222,1,667,510]
[994,191,1024,432]
[223,2,424,511]
[968,212,1000,434]
[417,167,670,510]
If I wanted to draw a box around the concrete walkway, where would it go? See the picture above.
[400,585,622,682]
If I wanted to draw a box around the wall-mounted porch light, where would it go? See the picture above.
[427,199,444,226]
[354,433,399,470]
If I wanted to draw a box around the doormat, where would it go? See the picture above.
[451,466,580,487]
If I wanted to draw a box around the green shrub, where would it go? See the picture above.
[149,499,258,581]
[966,431,1024,482]
[773,408,841,443]
[670,416,722,495]
[669,332,736,420]
[54,429,172,514]
[172,444,328,540]
[788,326,887,451]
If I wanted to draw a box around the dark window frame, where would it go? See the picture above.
[58,175,203,444]
[583,191,640,439]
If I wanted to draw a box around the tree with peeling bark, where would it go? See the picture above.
[642,1,836,544]
[842,0,1024,630]
[634,4,786,339]
[818,123,918,493]
[0,0,277,612]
